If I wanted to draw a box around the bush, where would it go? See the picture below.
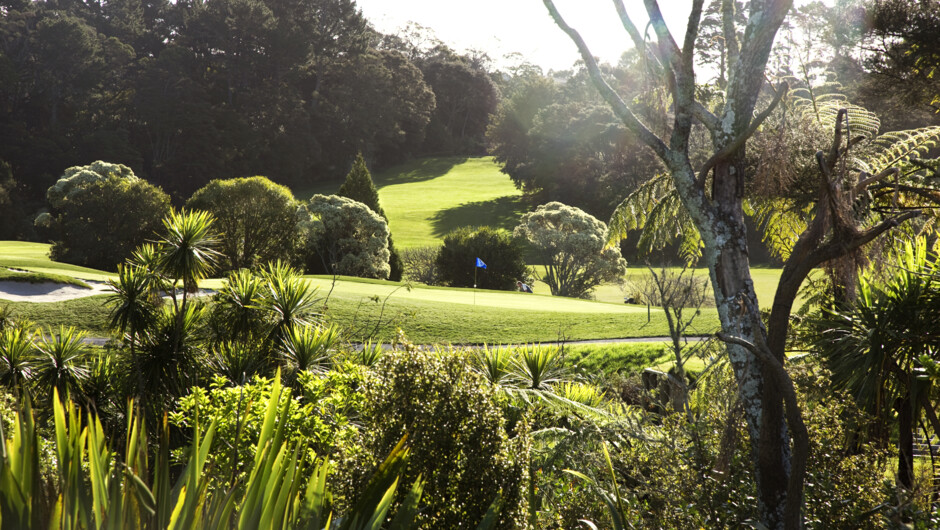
[186,176,301,272]
[39,162,170,270]
[436,226,529,290]
[170,366,366,495]
[337,153,404,281]
[515,202,627,298]
[400,245,441,285]
[354,348,529,528]
[298,194,390,279]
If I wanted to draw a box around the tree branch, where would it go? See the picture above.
[696,81,788,188]
[721,0,740,70]
[543,0,670,160]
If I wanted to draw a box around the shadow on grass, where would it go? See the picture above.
[430,195,527,238]
[375,157,469,187]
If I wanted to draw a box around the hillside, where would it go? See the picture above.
[298,156,526,249]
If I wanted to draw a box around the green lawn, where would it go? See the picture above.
[296,156,526,249]
[0,241,114,280]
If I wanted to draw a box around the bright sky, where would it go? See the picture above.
[357,0,695,72]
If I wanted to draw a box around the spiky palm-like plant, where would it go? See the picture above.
[209,340,272,385]
[33,326,90,406]
[106,263,158,398]
[474,344,517,386]
[513,344,568,391]
[813,239,940,488]
[261,261,321,344]
[210,268,270,344]
[279,324,339,380]
[0,325,36,394]
[134,304,207,417]
[158,209,221,311]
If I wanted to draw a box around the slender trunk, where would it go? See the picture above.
[699,160,791,528]
[897,395,914,489]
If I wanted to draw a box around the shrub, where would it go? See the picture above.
[436,226,529,290]
[185,176,301,272]
[355,347,529,528]
[38,162,171,270]
[299,194,391,279]
[400,245,442,285]
[170,366,366,495]
[337,152,404,281]
[514,201,627,298]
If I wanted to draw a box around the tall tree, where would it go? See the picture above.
[542,0,920,526]
[337,153,403,281]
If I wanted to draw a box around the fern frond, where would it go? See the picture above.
[607,174,702,264]
[745,198,813,261]
[863,127,940,175]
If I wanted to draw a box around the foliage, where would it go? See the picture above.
[356,348,529,528]
[300,195,391,280]
[0,0,446,200]
[399,246,441,285]
[486,72,665,220]
[417,49,498,156]
[186,176,302,272]
[515,202,627,298]
[32,326,91,407]
[38,162,171,271]
[808,238,940,486]
[0,375,426,529]
[558,363,896,528]
[170,368,366,496]
[436,226,529,290]
[338,153,404,281]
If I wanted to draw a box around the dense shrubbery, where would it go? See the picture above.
[299,194,391,279]
[37,161,171,270]
[515,202,628,298]
[186,176,301,272]
[354,347,530,528]
[436,226,529,290]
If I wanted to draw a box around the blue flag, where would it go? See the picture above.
[475,257,487,269]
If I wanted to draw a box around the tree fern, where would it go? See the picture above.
[606,174,702,264]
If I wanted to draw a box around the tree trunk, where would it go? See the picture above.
[897,395,915,489]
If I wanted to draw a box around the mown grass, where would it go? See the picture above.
[2,295,111,336]
[296,156,526,249]
[0,267,91,288]
[0,241,114,280]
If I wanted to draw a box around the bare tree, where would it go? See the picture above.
[542,1,920,527]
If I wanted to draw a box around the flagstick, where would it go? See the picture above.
[473,265,477,306]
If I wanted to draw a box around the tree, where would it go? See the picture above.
[418,48,499,155]
[299,194,390,280]
[812,239,940,490]
[37,161,171,270]
[540,1,913,526]
[436,226,529,291]
[514,202,627,298]
[865,0,940,113]
[337,153,404,281]
[186,176,301,272]
[487,70,666,220]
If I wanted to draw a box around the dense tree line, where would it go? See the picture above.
[0,0,498,231]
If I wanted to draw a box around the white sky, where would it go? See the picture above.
[357,0,696,72]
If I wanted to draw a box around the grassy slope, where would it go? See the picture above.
[297,156,526,249]
[0,241,113,281]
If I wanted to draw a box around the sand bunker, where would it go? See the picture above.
[0,280,111,303]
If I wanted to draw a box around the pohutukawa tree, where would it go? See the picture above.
[543,0,923,527]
